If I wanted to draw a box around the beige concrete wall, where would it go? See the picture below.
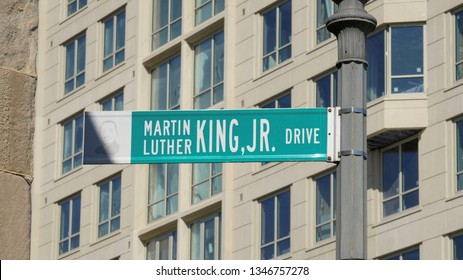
[0,0,38,260]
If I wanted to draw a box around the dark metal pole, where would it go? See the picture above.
[326,0,376,260]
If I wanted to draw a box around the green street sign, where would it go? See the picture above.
[83,108,339,164]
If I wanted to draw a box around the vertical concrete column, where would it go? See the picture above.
[326,0,376,260]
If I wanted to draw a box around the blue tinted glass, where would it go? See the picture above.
[454,234,463,260]
[277,238,290,256]
[213,32,224,85]
[77,36,86,73]
[79,0,87,8]
[261,197,275,245]
[63,121,73,159]
[171,0,182,20]
[65,42,75,80]
[68,1,77,16]
[402,190,419,210]
[100,182,110,222]
[366,31,385,101]
[71,196,81,235]
[169,56,181,108]
[98,222,108,238]
[279,1,292,47]
[152,62,168,110]
[456,120,463,176]
[317,75,331,107]
[383,197,399,217]
[171,20,181,40]
[195,1,212,25]
[213,84,224,105]
[278,94,291,108]
[215,0,224,15]
[172,231,178,260]
[195,39,212,95]
[457,12,463,63]
[60,201,70,240]
[316,174,331,224]
[277,191,290,239]
[263,8,277,55]
[116,11,126,50]
[204,219,215,260]
[402,249,420,260]
[74,115,83,153]
[316,223,331,242]
[112,177,121,217]
[261,244,274,260]
[402,139,419,192]
[391,77,424,93]
[391,26,423,76]
[115,93,124,110]
[110,216,120,232]
[104,18,114,57]
[382,147,399,199]
[279,45,291,63]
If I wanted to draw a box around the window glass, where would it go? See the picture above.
[67,0,87,17]
[59,194,81,255]
[194,32,224,109]
[102,91,124,111]
[455,11,463,81]
[152,55,181,110]
[316,172,336,242]
[195,0,224,25]
[148,164,179,222]
[103,10,126,72]
[261,190,290,259]
[382,139,419,217]
[454,234,463,260]
[457,119,463,192]
[65,34,86,95]
[62,114,83,174]
[190,214,221,260]
[385,248,420,260]
[147,230,177,260]
[366,31,385,101]
[98,176,121,237]
[316,0,337,44]
[152,0,182,50]
[263,1,292,71]
[316,71,337,107]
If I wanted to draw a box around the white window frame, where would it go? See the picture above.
[195,0,224,26]
[191,163,222,204]
[151,54,181,110]
[146,230,177,260]
[366,24,425,101]
[148,164,179,222]
[67,0,87,17]
[101,90,124,111]
[102,9,126,73]
[61,113,83,175]
[259,189,291,260]
[315,70,338,108]
[152,0,182,50]
[64,33,86,95]
[455,117,463,192]
[315,171,336,243]
[455,9,463,82]
[58,193,81,256]
[316,0,337,44]
[381,137,420,218]
[261,0,292,72]
[97,175,122,238]
[190,213,221,260]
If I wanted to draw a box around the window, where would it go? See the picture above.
[315,172,336,242]
[62,114,83,174]
[316,71,337,107]
[147,230,177,260]
[316,0,337,44]
[382,138,419,217]
[366,26,424,101]
[262,1,291,72]
[457,119,463,192]
[98,175,121,238]
[64,33,86,95]
[148,164,179,222]
[102,91,124,111]
[261,93,291,109]
[59,194,81,255]
[195,0,224,26]
[456,10,463,81]
[191,213,221,260]
[453,233,463,260]
[152,0,182,50]
[194,31,224,109]
[67,0,87,17]
[103,9,126,73]
[192,163,222,204]
[383,247,420,260]
[151,55,181,110]
[260,190,290,260]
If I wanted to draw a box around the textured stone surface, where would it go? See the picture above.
[0,0,38,75]
[0,0,37,260]
[0,172,31,259]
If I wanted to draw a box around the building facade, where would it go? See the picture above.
[32,0,463,260]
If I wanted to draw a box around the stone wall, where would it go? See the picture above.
[0,0,38,260]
